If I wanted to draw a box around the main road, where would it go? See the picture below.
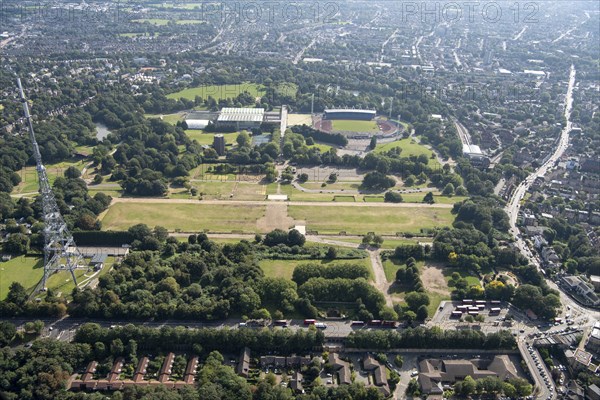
[504,65,600,322]
[506,65,576,231]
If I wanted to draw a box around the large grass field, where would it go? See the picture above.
[288,205,454,235]
[11,160,87,195]
[101,202,266,232]
[185,130,237,145]
[331,119,379,133]
[399,192,467,205]
[0,256,43,300]
[145,113,184,125]
[259,258,372,281]
[374,138,441,168]
[167,83,265,101]
[132,18,170,25]
[186,181,266,201]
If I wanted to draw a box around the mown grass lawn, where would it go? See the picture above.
[101,202,266,232]
[167,83,265,101]
[259,258,372,281]
[288,205,454,235]
[0,256,43,300]
[12,160,87,195]
[131,18,171,25]
[185,130,237,145]
[374,138,440,168]
[145,113,184,125]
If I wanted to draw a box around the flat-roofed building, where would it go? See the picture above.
[216,108,265,130]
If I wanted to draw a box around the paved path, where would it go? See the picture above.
[109,197,453,208]
[369,248,393,307]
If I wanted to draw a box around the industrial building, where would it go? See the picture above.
[184,107,284,132]
[462,144,490,168]
[323,109,376,121]
[216,107,265,130]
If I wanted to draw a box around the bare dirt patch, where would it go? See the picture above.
[256,203,297,232]
[421,263,452,296]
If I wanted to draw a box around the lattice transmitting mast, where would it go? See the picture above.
[17,78,86,291]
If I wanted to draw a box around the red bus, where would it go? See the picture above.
[273,320,289,327]
[303,319,317,325]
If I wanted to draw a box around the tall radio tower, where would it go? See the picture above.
[17,78,85,290]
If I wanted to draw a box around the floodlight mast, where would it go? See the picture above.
[17,78,85,291]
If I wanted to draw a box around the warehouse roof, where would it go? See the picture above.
[463,144,483,155]
[217,108,264,122]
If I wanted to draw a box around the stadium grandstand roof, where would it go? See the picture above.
[324,109,376,114]
[217,107,265,122]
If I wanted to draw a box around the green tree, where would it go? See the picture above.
[236,131,251,147]
[369,136,377,150]
[461,375,477,396]
[64,166,81,179]
[394,355,404,368]
[0,321,16,346]
[416,305,428,321]
[4,233,29,254]
[423,191,435,204]
[442,183,455,196]
[298,173,309,183]
[405,292,430,312]
[384,191,403,203]
[326,246,337,259]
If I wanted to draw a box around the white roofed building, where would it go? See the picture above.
[185,119,210,130]
[216,108,265,130]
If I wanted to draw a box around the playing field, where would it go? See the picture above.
[132,19,171,25]
[0,256,44,300]
[101,202,266,232]
[187,181,266,201]
[331,119,379,132]
[288,205,453,235]
[167,83,265,101]
[259,258,372,280]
